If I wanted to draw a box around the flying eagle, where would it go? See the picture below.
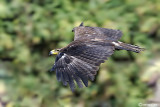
[49,22,144,91]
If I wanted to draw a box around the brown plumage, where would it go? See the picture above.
[49,22,144,91]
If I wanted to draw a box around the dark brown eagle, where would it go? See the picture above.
[49,22,144,91]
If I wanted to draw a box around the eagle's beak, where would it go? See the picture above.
[49,50,58,55]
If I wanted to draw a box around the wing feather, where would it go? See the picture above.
[71,59,89,87]
[74,26,122,41]
[62,71,69,86]
[51,40,115,91]
[61,69,68,86]
[56,68,61,81]
[68,63,84,88]
[65,67,76,91]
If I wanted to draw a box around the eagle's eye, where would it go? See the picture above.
[56,49,60,51]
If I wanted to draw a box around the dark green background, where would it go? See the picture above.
[0,0,160,107]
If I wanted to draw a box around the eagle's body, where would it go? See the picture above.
[50,22,144,91]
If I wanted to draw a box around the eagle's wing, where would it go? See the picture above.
[74,26,122,41]
[96,27,122,41]
[51,40,115,91]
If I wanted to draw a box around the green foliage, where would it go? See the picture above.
[0,0,160,106]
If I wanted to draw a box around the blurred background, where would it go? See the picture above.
[0,0,160,107]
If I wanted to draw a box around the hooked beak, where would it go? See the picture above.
[49,50,58,55]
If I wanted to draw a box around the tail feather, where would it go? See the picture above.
[113,41,145,53]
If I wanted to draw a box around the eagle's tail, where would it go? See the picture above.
[113,41,145,53]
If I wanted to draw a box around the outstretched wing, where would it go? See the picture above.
[96,27,122,41]
[51,40,115,91]
[74,24,122,41]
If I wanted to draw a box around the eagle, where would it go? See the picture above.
[49,22,144,91]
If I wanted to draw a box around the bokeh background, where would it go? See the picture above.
[0,0,160,107]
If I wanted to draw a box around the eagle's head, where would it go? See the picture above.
[49,49,60,55]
